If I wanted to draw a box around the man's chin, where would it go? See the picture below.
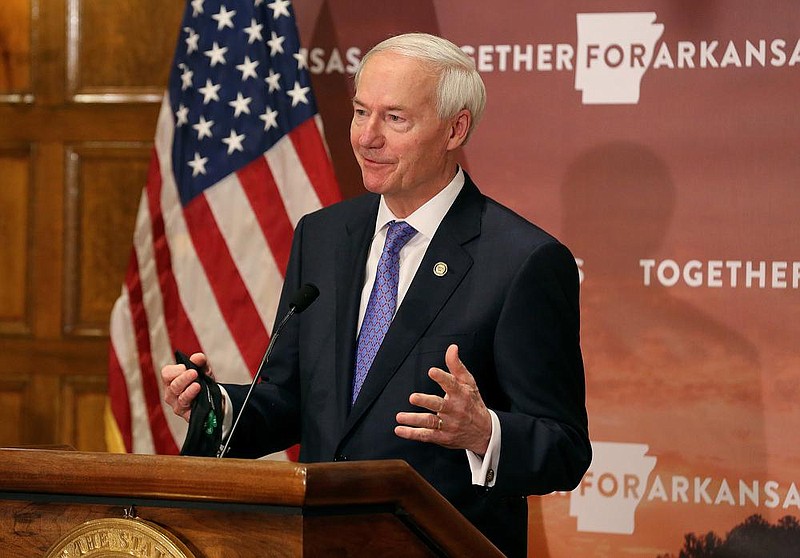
[360,172,394,195]
[362,181,388,195]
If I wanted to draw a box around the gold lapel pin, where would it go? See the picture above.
[433,262,448,277]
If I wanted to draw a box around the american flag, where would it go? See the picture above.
[107,0,340,454]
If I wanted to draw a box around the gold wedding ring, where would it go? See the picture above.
[437,417,443,431]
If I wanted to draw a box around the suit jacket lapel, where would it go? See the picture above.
[333,196,380,432]
[341,178,484,438]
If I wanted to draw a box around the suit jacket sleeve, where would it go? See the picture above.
[220,215,308,458]
[490,240,590,496]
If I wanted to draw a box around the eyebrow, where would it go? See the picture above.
[352,97,407,113]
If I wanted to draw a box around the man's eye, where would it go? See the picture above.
[388,114,403,122]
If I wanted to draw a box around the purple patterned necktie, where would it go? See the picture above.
[352,220,418,405]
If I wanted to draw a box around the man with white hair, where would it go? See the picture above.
[163,33,590,557]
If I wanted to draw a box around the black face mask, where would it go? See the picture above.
[175,351,222,457]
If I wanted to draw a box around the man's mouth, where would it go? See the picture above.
[360,153,392,166]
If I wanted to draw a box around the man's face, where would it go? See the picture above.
[350,51,463,215]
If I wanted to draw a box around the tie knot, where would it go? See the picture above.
[384,220,417,253]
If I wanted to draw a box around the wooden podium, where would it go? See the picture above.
[0,448,503,557]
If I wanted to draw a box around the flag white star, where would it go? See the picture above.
[254,0,265,6]
[236,56,260,81]
[192,115,214,139]
[228,92,252,117]
[266,32,285,56]
[198,79,221,104]
[204,42,229,67]
[243,18,263,44]
[287,80,310,107]
[184,28,200,54]
[188,152,208,176]
[293,49,308,70]
[190,0,204,17]
[267,0,291,19]
[212,5,236,31]
[264,69,281,92]
[175,104,190,127]
[222,129,246,154]
[179,65,194,90]
[259,106,279,130]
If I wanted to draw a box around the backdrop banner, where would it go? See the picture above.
[294,2,799,555]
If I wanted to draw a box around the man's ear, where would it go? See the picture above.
[446,109,471,151]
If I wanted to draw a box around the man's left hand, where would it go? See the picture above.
[395,344,492,455]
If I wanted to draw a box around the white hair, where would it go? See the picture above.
[354,33,487,142]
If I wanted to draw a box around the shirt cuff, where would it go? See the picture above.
[466,409,501,487]
[218,384,234,440]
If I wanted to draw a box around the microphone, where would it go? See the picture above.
[289,282,320,313]
[217,283,319,458]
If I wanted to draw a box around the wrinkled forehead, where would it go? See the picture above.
[354,51,439,104]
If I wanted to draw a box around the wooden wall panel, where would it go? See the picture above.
[0,0,182,451]
[0,145,32,335]
[0,0,32,97]
[0,377,29,446]
[63,143,150,337]
[59,375,108,451]
[67,0,183,101]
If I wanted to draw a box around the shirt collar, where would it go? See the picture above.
[374,167,465,240]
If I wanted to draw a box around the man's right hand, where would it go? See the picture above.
[161,353,212,422]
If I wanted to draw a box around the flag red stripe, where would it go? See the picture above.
[108,291,134,452]
[124,242,178,455]
[285,444,300,461]
[146,151,204,358]
[183,194,269,373]
[140,153,200,454]
[289,118,342,207]
[108,348,133,452]
[236,156,294,275]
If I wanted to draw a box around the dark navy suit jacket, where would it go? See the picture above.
[225,174,591,557]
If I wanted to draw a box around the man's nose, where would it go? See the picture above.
[358,116,384,148]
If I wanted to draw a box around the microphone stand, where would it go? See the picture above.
[216,306,297,458]
[215,282,318,458]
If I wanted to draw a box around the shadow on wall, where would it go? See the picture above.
[561,140,764,494]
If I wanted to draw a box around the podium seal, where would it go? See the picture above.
[45,517,194,558]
